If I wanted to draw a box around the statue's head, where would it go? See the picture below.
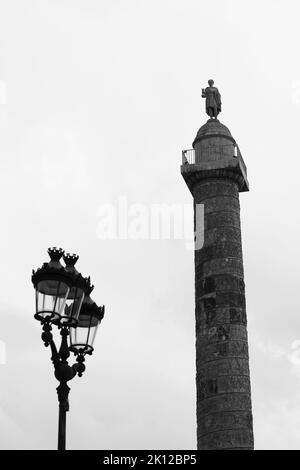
[208,79,214,86]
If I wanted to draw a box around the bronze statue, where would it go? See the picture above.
[202,80,221,119]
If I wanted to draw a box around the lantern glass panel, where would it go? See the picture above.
[35,280,70,320]
[60,286,85,325]
[70,314,100,353]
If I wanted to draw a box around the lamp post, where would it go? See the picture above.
[32,247,105,450]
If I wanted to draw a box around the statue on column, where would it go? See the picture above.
[202,80,222,119]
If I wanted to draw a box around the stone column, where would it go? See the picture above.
[181,119,254,450]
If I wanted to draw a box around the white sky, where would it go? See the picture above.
[0,0,300,450]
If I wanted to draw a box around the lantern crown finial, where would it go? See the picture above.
[63,253,79,267]
[48,247,64,262]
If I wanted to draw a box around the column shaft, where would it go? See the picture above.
[194,179,254,450]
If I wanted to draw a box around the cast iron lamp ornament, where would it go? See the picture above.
[32,247,105,450]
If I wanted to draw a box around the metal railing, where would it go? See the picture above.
[182,144,238,165]
[182,149,195,164]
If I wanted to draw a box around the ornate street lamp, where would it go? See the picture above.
[32,247,105,450]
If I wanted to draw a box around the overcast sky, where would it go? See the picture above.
[0,0,300,450]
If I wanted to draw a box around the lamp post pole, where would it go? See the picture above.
[58,387,68,450]
[55,327,72,451]
[32,248,105,450]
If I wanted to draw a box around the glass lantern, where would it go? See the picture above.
[69,289,104,354]
[58,253,89,326]
[32,248,74,322]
